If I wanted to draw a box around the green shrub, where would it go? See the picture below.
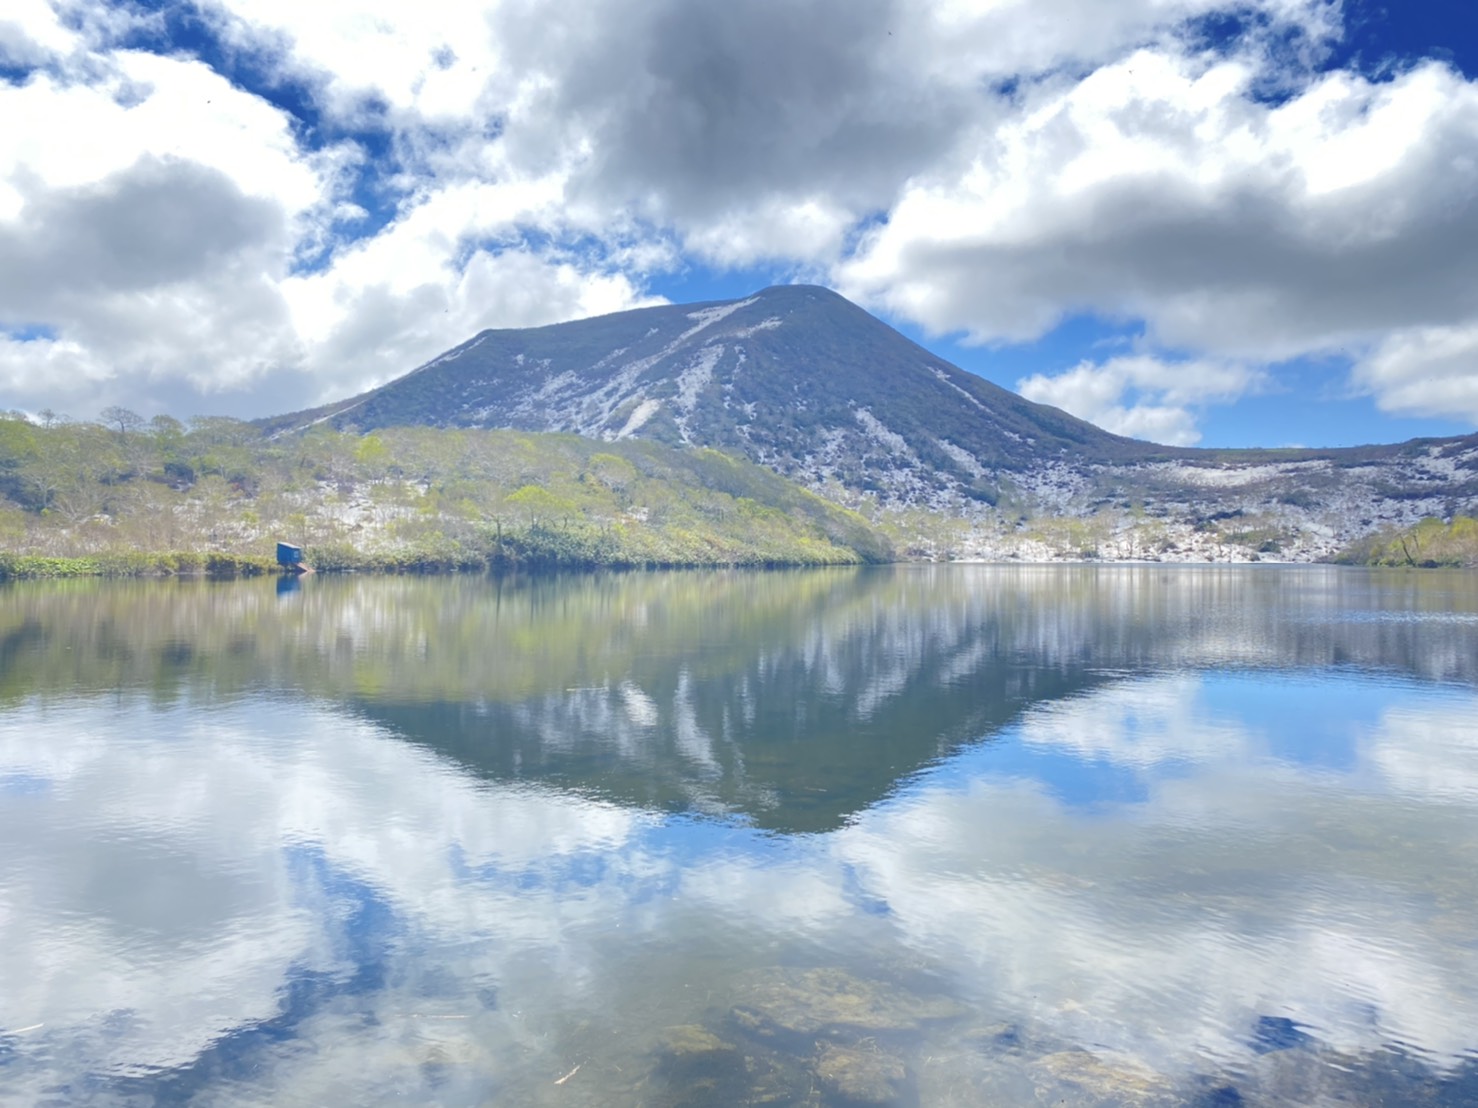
[204,552,275,577]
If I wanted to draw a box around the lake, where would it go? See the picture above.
[1,565,1476,1106]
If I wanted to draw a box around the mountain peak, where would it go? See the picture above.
[268,286,1145,507]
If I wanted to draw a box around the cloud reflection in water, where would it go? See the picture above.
[0,567,1476,1104]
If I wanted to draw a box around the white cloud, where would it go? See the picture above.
[0,1,78,66]
[202,0,510,124]
[841,54,1478,349]
[0,0,157,69]
[0,39,646,417]
[1,0,1476,428]
[913,0,1340,82]
[838,51,1478,426]
[1355,324,1478,422]
[1017,353,1262,444]
[682,197,856,269]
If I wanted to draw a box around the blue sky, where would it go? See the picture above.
[2,0,1478,448]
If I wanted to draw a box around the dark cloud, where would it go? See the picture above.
[5,0,1475,431]
[0,154,302,416]
[496,0,970,223]
[888,163,1478,354]
[0,154,287,318]
[844,62,1478,363]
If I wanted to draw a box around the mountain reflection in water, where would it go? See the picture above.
[0,566,1476,1106]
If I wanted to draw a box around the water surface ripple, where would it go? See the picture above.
[1,566,1476,1106]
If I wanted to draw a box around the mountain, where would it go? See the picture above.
[266,286,1478,560]
[266,285,1163,508]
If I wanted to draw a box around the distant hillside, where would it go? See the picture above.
[0,415,893,574]
[264,285,1163,507]
[261,286,1478,561]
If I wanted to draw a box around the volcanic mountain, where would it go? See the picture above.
[268,285,1478,556]
[269,285,1164,507]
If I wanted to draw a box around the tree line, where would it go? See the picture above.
[0,410,892,576]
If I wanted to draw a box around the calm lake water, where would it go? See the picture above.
[2,565,1477,1107]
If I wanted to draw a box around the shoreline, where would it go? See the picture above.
[5,551,1473,582]
[0,549,875,581]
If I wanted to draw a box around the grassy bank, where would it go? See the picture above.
[0,416,893,572]
[0,526,866,580]
[1335,516,1478,568]
[0,551,280,581]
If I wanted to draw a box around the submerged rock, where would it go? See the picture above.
[655,1023,747,1084]
[648,1023,813,1107]
[730,967,965,1041]
[1028,1049,1177,1107]
[813,1041,908,1105]
[661,1024,738,1058]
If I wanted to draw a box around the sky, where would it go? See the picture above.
[2,0,1477,448]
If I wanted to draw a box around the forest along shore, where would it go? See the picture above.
[2,413,1475,576]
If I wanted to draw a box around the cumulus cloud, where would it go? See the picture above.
[1,0,1476,430]
[201,0,510,124]
[838,54,1478,353]
[0,2,72,67]
[0,153,306,410]
[0,0,147,69]
[1017,353,1264,444]
[493,0,965,229]
[0,20,651,417]
[1355,324,1478,422]
[0,155,287,304]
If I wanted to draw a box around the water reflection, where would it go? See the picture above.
[6,567,1478,832]
[845,676,1478,1065]
[0,567,1476,1105]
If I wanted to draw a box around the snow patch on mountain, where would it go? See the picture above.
[534,370,581,402]
[672,345,723,442]
[936,439,987,479]
[726,317,783,339]
[1159,461,1326,488]
[675,346,721,415]
[615,399,662,439]
[570,359,650,435]
[414,334,487,377]
[552,300,763,438]
[588,346,632,372]
[931,367,989,413]
[854,409,915,459]
[683,297,757,336]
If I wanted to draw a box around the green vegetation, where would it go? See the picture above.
[0,411,892,577]
[1337,516,1478,567]
[0,551,276,581]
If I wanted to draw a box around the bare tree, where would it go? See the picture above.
[98,406,152,476]
[99,406,146,438]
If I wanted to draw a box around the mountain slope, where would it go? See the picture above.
[268,285,1160,506]
[265,285,1478,555]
